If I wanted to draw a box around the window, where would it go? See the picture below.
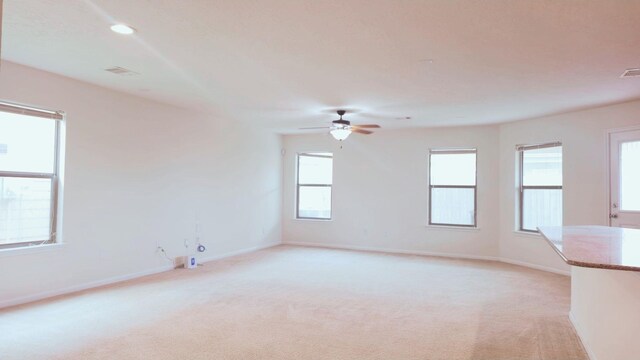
[296,152,332,220]
[620,140,640,211]
[518,143,562,232]
[429,149,477,227]
[0,102,63,249]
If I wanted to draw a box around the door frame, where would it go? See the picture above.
[607,125,640,226]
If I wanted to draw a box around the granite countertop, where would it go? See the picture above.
[538,225,640,272]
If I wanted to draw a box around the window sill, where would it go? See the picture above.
[0,242,66,258]
[293,218,333,222]
[425,224,480,232]
[513,230,541,238]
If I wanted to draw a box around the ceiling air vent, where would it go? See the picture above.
[105,66,140,76]
[620,68,640,78]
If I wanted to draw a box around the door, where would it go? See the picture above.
[610,129,640,228]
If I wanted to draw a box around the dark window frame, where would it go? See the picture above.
[0,102,63,249]
[428,149,478,227]
[517,142,563,233]
[296,152,333,220]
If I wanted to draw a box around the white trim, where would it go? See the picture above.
[1,241,568,310]
[197,241,280,264]
[516,141,562,151]
[0,264,174,310]
[0,99,64,120]
[498,257,570,276]
[605,124,640,134]
[569,311,596,360]
[425,224,481,231]
[0,242,280,310]
[283,241,571,276]
[283,241,499,262]
[512,230,542,238]
[605,128,612,226]
[606,125,640,225]
[0,242,66,258]
[292,218,333,222]
[606,127,640,227]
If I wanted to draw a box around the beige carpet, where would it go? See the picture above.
[0,245,587,360]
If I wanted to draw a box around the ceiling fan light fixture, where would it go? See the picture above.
[330,127,351,141]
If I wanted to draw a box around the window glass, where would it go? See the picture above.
[0,112,56,173]
[430,187,475,226]
[0,107,60,248]
[620,141,640,211]
[522,147,562,186]
[522,188,562,231]
[430,153,476,186]
[520,145,562,232]
[297,153,333,219]
[298,155,332,185]
[0,177,52,245]
[298,186,331,219]
[429,150,477,226]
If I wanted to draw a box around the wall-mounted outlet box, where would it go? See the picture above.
[184,255,197,269]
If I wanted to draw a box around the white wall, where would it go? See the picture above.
[0,61,282,307]
[499,100,640,273]
[282,126,501,259]
[3,58,639,308]
[570,266,640,360]
[282,100,640,274]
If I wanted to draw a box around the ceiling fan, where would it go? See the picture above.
[300,110,381,141]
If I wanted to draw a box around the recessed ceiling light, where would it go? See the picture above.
[110,24,136,35]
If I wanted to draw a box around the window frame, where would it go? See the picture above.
[0,102,63,249]
[428,148,478,228]
[295,152,333,220]
[517,142,562,233]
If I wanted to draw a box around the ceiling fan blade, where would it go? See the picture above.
[352,124,381,129]
[352,128,373,135]
[299,126,330,129]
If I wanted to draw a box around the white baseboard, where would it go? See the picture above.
[498,257,570,276]
[1,241,565,310]
[198,241,280,264]
[283,241,500,262]
[283,241,570,276]
[0,242,280,310]
[0,264,174,310]
[569,311,596,360]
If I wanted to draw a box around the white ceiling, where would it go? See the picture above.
[3,0,640,132]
